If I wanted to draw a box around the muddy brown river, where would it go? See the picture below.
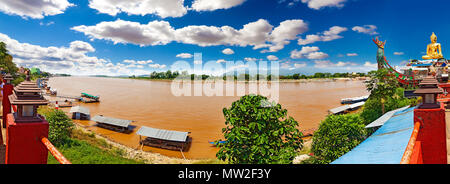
[47,77,368,159]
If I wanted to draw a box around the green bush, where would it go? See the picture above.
[216,95,303,164]
[41,108,74,146]
[311,114,367,164]
[360,87,416,125]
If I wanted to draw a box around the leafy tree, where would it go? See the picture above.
[39,107,74,146]
[216,95,303,164]
[311,114,367,164]
[364,68,399,114]
[0,42,18,75]
[165,70,172,78]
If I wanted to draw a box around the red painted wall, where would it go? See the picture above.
[5,114,49,164]
[2,83,13,128]
[414,107,447,164]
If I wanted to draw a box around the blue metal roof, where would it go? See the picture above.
[331,106,416,164]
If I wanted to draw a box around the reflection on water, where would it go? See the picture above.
[48,77,368,159]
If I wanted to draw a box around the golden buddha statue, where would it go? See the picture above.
[422,32,443,60]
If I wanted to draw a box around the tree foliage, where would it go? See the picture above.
[360,88,415,125]
[310,114,367,164]
[0,42,18,75]
[364,68,399,113]
[39,107,74,146]
[216,95,303,164]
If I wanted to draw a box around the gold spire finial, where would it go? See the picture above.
[431,32,437,40]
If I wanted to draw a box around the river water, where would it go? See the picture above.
[47,77,368,159]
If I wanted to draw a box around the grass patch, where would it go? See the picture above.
[47,139,144,164]
[48,128,145,164]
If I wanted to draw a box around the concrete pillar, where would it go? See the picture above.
[5,113,49,164]
[414,104,447,164]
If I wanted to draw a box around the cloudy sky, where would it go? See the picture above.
[0,0,449,76]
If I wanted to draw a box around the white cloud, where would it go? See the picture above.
[0,33,103,69]
[123,59,153,65]
[0,32,163,76]
[244,57,258,62]
[363,61,377,68]
[307,52,329,59]
[176,53,193,58]
[123,59,136,64]
[267,55,279,61]
[216,59,227,63]
[294,63,307,68]
[265,19,308,52]
[346,53,358,56]
[149,63,167,69]
[0,0,74,19]
[290,46,328,59]
[352,25,378,35]
[297,26,347,45]
[394,52,404,55]
[290,46,319,58]
[301,0,347,10]
[72,18,308,52]
[281,62,291,69]
[191,0,246,11]
[222,48,234,55]
[137,60,153,64]
[70,41,96,53]
[40,21,55,26]
[281,61,307,70]
[72,19,175,46]
[88,0,187,18]
[314,60,357,68]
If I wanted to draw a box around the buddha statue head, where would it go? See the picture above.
[431,32,437,43]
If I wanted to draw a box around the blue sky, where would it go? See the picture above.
[0,0,449,76]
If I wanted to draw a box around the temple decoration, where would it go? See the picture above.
[373,37,418,86]
[373,37,386,70]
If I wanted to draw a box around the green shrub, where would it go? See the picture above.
[311,114,367,164]
[216,94,303,164]
[360,87,416,125]
[41,108,74,146]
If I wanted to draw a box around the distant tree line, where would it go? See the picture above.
[129,71,368,81]
[281,72,368,79]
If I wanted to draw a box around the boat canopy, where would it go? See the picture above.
[91,115,131,128]
[69,106,90,115]
[136,126,189,142]
[81,93,99,99]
